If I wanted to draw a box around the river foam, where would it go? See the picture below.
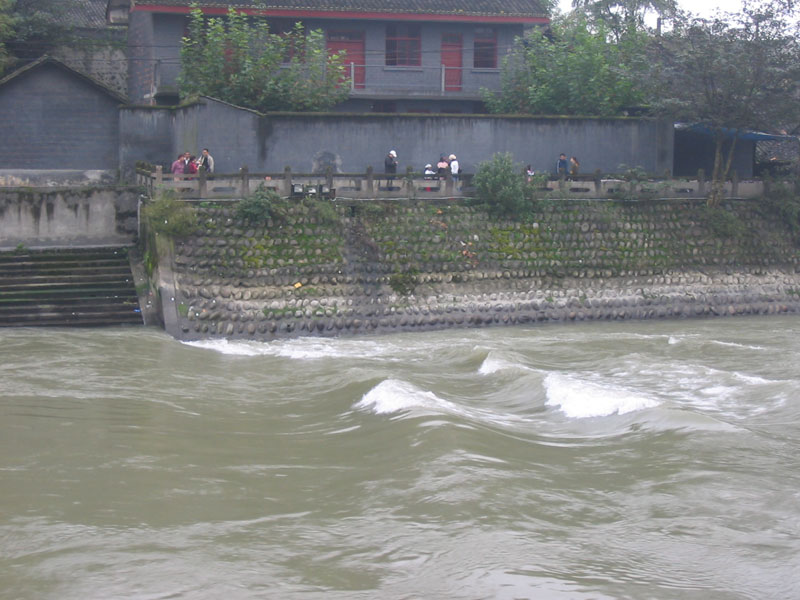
[543,372,660,418]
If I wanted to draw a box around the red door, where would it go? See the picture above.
[327,31,365,89]
[441,34,462,91]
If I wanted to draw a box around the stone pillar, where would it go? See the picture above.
[366,166,374,195]
[240,166,250,197]
[198,168,207,198]
[283,167,292,197]
[326,166,334,192]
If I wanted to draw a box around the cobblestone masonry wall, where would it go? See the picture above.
[159,198,800,340]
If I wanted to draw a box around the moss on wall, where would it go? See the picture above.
[157,197,800,339]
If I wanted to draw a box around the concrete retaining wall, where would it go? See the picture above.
[0,188,139,249]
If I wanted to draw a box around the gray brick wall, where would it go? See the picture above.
[120,97,675,177]
[127,11,156,103]
[0,64,120,170]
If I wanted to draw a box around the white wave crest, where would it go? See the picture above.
[355,379,466,416]
[185,338,392,360]
[544,373,659,418]
[709,340,767,351]
[478,352,532,376]
[185,339,267,356]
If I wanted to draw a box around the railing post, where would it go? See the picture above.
[697,169,706,196]
[350,63,355,90]
[441,64,445,94]
[444,169,453,196]
[240,165,250,197]
[731,170,739,197]
[155,165,163,187]
[593,169,602,195]
[283,166,292,197]
[198,168,207,198]
[326,166,334,191]
[366,166,374,195]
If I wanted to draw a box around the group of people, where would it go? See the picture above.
[171,148,215,179]
[556,153,580,178]
[384,150,460,182]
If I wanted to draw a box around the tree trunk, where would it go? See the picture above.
[709,134,738,208]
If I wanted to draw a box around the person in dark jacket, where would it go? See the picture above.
[556,153,568,178]
[385,149,398,188]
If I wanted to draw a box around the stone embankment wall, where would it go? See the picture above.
[155,198,800,340]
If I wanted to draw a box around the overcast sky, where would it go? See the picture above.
[555,0,735,19]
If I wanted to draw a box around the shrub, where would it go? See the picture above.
[237,186,283,223]
[307,197,339,225]
[472,153,529,218]
[700,205,746,239]
[142,190,197,236]
[389,269,418,296]
[760,179,800,238]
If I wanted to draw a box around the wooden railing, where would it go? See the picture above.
[135,166,769,200]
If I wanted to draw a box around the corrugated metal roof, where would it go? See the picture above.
[132,0,549,18]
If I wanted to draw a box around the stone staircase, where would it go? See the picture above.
[0,248,143,327]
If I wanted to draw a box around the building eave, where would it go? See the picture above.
[131,4,549,24]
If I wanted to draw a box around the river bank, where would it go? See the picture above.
[145,197,800,340]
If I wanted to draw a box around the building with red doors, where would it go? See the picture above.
[115,0,549,112]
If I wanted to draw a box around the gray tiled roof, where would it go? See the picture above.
[63,0,109,28]
[133,0,549,18]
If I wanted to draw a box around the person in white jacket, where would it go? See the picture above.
[449,154,459,183]
[199,148,215,173]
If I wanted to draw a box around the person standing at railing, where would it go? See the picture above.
[186,156,198,175]
[449,154,460,184]
[570,156,580,178]
[436,155,449,178]
[171,153,185,181]
[385,150,398,188]
[556,153,568,178]
[199,148,214,174]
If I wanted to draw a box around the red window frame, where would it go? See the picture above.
[473,27,497,69]
[386,24,421,66]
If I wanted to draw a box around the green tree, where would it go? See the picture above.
[648,1,800,205]
[570,0,678,39]
[483,16,649,116]
[0,0,15,74]
[3,0,79,65]
[179,8,349,112]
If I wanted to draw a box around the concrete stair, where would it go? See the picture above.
[0,248,143,327]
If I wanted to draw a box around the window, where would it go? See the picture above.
[473,27,497,69]
[386,24,421,66]
[328,30,363,43]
